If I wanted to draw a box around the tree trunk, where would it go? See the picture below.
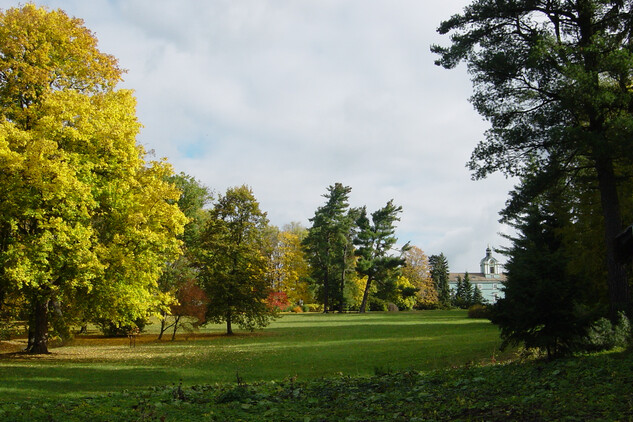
[323,271,330,313]
[171,315,181,341]
[359,275,373,313]
[226,312,233,335]
[596,157,631,321]
[27,298,50,354]
[158,310,167,340]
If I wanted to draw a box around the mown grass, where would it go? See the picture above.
[0,311,508,401]
[1,349,631,421]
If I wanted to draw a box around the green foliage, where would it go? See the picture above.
[197,185,277,335]
[97,318,146,337]
[471,284,485,306]
[491,188,591,359]
[468,304,490,319]
[433,0,633,319]
[583,311,632,352]
[157,173,211,340]
[354,200,406,313]
[302,183,355,312]
[429,253,451,308]
[453,272,474,309]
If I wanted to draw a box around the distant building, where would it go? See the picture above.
[449,246,505,304]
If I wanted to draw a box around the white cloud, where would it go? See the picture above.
[0,0,516,270]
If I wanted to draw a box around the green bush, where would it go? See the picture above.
[306,304,323,313]
[467,304,490,319]
[583,312,632,352]
[0,320,17,340]
[97,318,147,337]
[369,297,387,312]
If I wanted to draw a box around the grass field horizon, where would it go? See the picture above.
[0,310,511,402]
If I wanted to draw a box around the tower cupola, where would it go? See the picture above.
[480,244,500,278]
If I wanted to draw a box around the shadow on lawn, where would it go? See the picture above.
[0,364,182,400]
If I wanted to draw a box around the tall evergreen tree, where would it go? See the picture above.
[354,200,406,313]
[429,253,451,308]
[491,187,590,358]
[453,271,473,309]
[472,284,485,306]
[303,183,354,312]
[433,0,633,320]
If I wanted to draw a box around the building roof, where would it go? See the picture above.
[449,272,506,283]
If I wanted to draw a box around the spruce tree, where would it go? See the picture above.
[429,253,451,308]
[491,188,589,358]
[471,285,485,306]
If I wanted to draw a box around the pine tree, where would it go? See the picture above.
[303,183,355,312]
[471,285,485,306]
[354,200,406,313]
[429,253,451,308]
[433,0,633,319]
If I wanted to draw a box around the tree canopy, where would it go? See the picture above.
[196,185,276,335]
[354,200,407,313]
[433,0,633,319]
[0,5,187,353]
[302,183,355,312]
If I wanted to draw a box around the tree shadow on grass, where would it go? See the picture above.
[0,364,183,401]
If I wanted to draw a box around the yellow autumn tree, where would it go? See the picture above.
[402,246,438,309]
[0,5,186,353]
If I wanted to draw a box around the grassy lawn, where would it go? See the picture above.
[0,310,508,401]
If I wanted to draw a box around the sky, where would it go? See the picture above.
[2,0,518,272]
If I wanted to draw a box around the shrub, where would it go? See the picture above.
[291,306,303,313]
[0,320,17,340]
[468,304,490,319]
[369,298,387,312]
[387,303,399,312]
[302,305,310,313]
[98,318,147,337]
[306,304,323,313]
[583,312,632,352]
[266,291,290,311]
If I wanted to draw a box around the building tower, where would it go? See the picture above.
[480,245,501,278]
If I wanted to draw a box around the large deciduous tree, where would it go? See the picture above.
[402,246,438,309]
[0,5,187,353]
[354,200,406,313]
[433,0,633,319]
[267,224,312,306]
[157,173,211,340]
[197,186,276,335]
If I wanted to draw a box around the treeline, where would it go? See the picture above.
[0,5,450,353]
[158,179,446,339]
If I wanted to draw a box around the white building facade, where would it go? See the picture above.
[448,246,505,304]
